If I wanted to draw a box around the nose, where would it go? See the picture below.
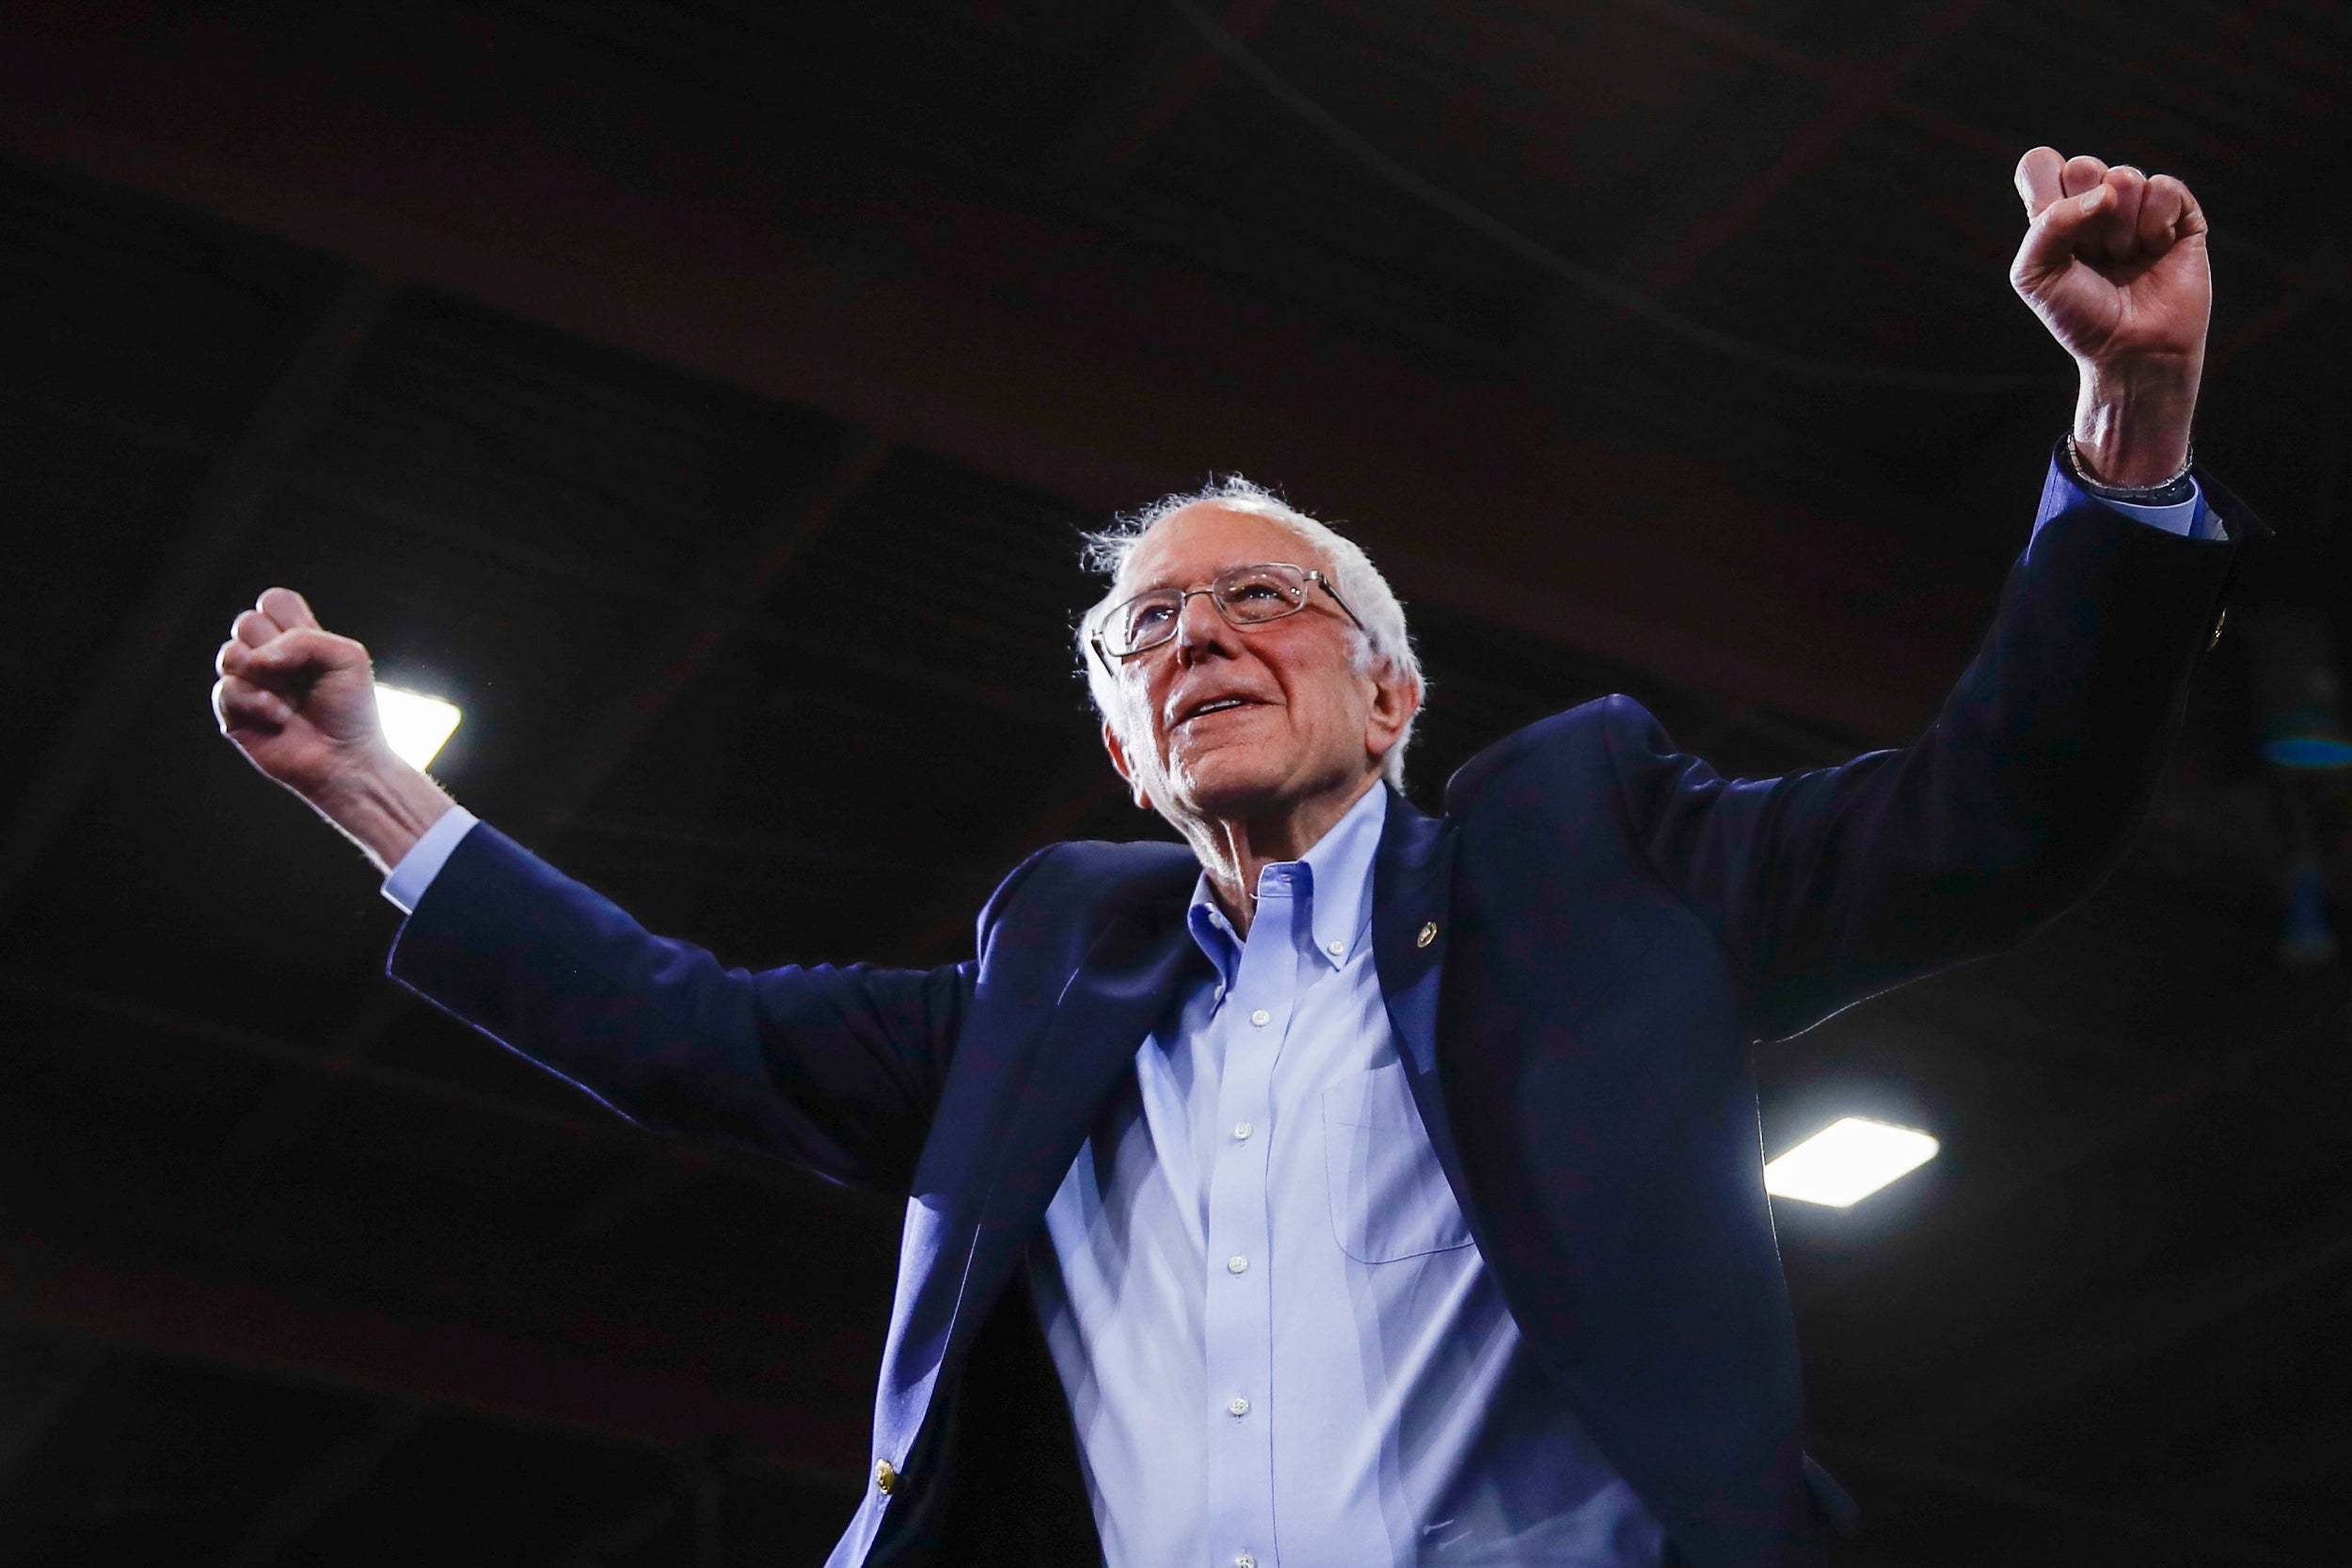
[1171,586,1234,664]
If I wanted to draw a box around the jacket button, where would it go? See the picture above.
[874,1459,897,1495]
[2209,608,2228,650]
[1417,921,1438,948]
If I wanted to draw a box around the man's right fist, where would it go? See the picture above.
[212,587,390,802]
[213,588,455,872]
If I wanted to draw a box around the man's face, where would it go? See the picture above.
[1098,506,1412,829]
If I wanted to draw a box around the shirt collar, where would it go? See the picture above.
[1184,784,1388,983]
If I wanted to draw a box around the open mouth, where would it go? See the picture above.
[1174,695,1264,726]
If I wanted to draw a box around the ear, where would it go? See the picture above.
[1362,662,1420,767]
[1101,720,1154,811]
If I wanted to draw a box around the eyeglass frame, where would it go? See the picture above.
[1089,562,1368,675]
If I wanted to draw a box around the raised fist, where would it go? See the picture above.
[2010,148,2210,487]
[2010,148,2210,377]
[212,588,393,804]
[213,589,454,871]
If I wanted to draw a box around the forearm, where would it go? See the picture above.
[307,753,457,875]
[2072,357,2201,488]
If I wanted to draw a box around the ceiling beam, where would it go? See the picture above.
[283,468,1075,728]
[0,382,1070,733]
[1622,0,2011,164]
[0,966,811,1207]
[0,267,389,933]
[0,993,880,1484]
[1622,0,2296,277]
[1052,0,1280,175]
[0,1335,110,1497]
[0,1227,862,1477]
[1914,1184,2352,1449]
[2153,1408,2352,1520]
[0,0,1995,740]
[565,1149,719,1243]
[426,430,893,1236]
[1612,0,1990,310]
[563,1493,682,1568]
[2205,241,2351,379]
[1812,1435,2328,1567]
[536,429,895,835]
[895,747,1130,964]
[220,1399,428,1568]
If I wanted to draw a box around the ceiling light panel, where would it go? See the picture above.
[1764,1116,1939,1208]
[374,684,462,771]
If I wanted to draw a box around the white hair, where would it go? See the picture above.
[1074,475,1425,789]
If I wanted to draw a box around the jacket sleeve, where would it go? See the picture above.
[386,822,1049,1194]
[1599,455,2252,1042]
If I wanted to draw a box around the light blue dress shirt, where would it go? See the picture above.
[1029,784,1666,1567]
[381,480,2208,1566]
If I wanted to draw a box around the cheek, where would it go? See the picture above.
[1119,682,1172,763]
[1298,665,1369,737]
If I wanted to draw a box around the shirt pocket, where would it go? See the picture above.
[1321,1063,1475,1263]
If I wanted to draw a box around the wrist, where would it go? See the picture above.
[2073,356,2201,487]
[309,749,455,875]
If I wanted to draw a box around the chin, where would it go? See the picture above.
[1165,744,1292,817]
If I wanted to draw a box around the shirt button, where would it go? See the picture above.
[1327,939,1345,958]
[1228,1395,1250,1417]
[1227,1254,1248,1275]
[1232,1120,1252,1141]
[1236,1555,1257,1568]
[1250,1008,1270,1027]
[1214,984,1226,1003]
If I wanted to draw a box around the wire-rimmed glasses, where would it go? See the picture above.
[1089,562,1366,673]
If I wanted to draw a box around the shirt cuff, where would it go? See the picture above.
[2091,482,2212,540]
[381,805,480,915]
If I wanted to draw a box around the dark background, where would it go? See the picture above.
[1,2,2348,1564]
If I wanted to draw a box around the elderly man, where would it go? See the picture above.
[214,150,2249,1567]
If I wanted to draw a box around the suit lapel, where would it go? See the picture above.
[872,853,1201,1508]
[966,867,1209,1290]
[1373,791,1467,1192]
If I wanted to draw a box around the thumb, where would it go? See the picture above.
[257,586,323,631]
[2011,182,2112,291]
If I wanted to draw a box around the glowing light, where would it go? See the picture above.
[2260,736,2352,769]
[1764,1117,1939,1208]
[374,685,461,771]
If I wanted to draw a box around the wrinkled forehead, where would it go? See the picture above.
[1115,503,1328,595]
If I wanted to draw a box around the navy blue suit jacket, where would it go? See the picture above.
[389,459,2249,1567]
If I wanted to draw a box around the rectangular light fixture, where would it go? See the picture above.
[1764,1116,1939,1208]
[373,684,462,771]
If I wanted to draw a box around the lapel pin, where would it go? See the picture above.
[1417,921,1438,948]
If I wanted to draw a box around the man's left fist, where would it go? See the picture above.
[2010,148,2210,377]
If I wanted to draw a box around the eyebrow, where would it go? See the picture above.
[1127,559,1290,594]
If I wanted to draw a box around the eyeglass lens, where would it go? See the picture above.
[1106,563,1311,656]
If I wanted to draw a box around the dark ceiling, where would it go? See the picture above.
[0,2,2347,1565]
